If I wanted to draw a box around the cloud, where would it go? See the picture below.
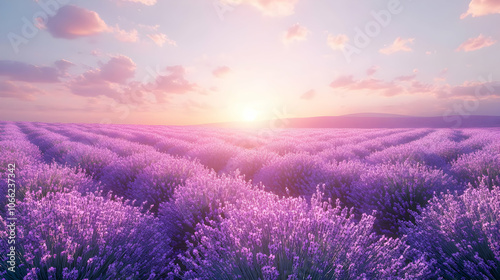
[330,75,405,96]
[116,0,157,6]
[379,37,415,55]
[69,58,200,105]
[54,59,75,76]
[113,26,139,42]
[442,81,500,98]
[183,99,212,113]
[394,74,417,82]
[212,66,231,78]
[434,68,448,82]
[46,5,109,39]
[461,0,500,18]
[100,56,136,83]
[283,23,309,44]
[300,89,315,100]
[147,33,176,47]
[330,72,500,99]
[150,66,198,98]
[223,0,299,16]
[0,60,60,83]
[69,55,136,98]
[0,80,43,101]
[366,66,379,76]
[456,34,497,52]
[327,34,349,50]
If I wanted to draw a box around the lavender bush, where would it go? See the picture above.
[187,141,242,173]
[253,153,329,198]
[128,156,208,212]
[100,150,164,197]
[180,189,430,279]
[12,163,100,202]
[349,162,456,236]
[0,191,171,280]
[223,149,278,181]
[402,183,500,279]
[159,173,257,255]
[155,138,194,157]
[451,148,500,188]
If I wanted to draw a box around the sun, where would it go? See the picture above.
[242,107,259,122]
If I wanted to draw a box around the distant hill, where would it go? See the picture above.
[202,114,500,128]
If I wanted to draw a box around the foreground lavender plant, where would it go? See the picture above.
[159,172,257,255]
[179,189,430,279]
[402,183,500,279]
[0,191,171,280]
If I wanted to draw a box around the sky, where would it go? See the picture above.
[0,0,499,125]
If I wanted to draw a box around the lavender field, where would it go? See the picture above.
[1,121,500,279]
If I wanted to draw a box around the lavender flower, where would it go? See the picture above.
[0,191,171,280]
[180,189,430,279]
[402,183,500,279]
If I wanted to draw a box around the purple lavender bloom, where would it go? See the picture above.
[128,156,209,212]
[186,140,242,173]
[349,162,457,237]
[402,183,500,279]
[0,191,171,280]
[179,189,430,279]
[253,153,329,198]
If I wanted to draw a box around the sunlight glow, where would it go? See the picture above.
[242,107,259,122]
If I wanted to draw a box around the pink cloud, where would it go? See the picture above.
[117,0,157,6]
[461,0,500,18]
[147,33,176,47]
[456,34,496,52]
[330,75,410,96]
[434,68,448,82]
[327,34,349,50]
[379,37,415,55]
[69,55,136,98]
[366,66,379,76]
[330,73,500,99]
[330,75,355,88]
[54,59,75,77]
[0,80,43,101]
[151,65,198,96]
[46,5,109,39]
[283,23,309,44]
[184,99,213,112]
[394,74,417,82]
[212,66,231,78]
[0,60,60,83]
[99,56,136,83]
[113,26,139,42]
[227,0,298,16]
[443,81,500,98]
[300,89,315,100]
[91,50,102,57]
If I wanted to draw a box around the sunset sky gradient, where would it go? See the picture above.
[0,0,499,125]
